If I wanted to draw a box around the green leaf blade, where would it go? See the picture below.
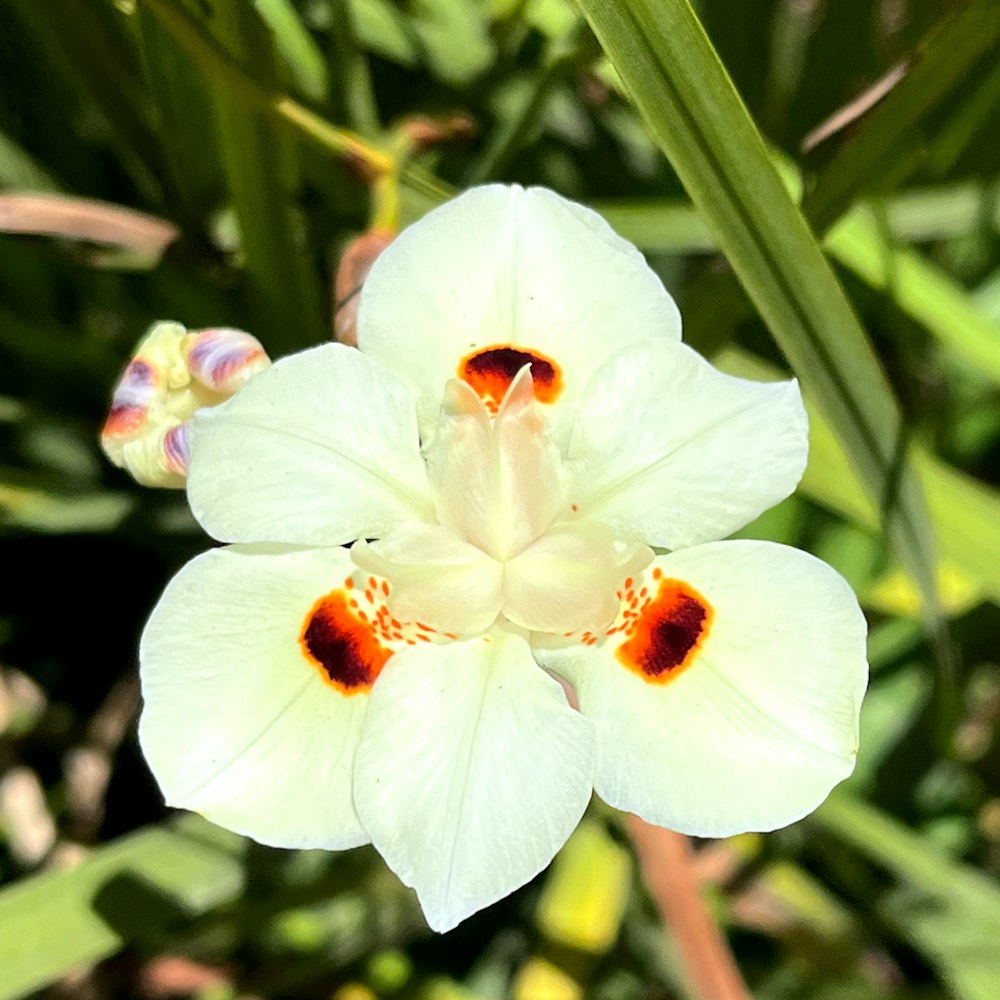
[576,0,945,649]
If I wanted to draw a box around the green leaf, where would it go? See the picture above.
[254,0,330,102]
[0,819,244,1000]
[814,795,1000,1000]
[577,0,946,653]
[598,195,1000,389]
[802,0,1000,233]
[718,347,1000,608]
[825,208,1000,387]
[201,0,327,353]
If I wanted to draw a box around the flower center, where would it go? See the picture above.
[353,367,651,637]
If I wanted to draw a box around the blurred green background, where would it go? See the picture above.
[1,0,999,998]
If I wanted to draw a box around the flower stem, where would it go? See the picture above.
[628,817,751,1000]
[140,0,393,176]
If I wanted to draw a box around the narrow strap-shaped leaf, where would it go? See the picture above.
[205,0,327,354]
[802,0,1000,233]
[576,0,946,657]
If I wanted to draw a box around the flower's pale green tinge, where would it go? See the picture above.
[137,185,868,933]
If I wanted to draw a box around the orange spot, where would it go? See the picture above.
[381,580,390,596]
[300,590,392,694]
[102,404,146,438]
[364,589,374,603]
[616,579,713,685]
[458,344,564,410]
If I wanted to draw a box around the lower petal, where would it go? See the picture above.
[354,630,595,932]
[534,541,868,837]
[139,544,394,850]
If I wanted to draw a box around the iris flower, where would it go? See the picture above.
[138,186,867,932]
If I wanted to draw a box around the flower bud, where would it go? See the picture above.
[100,321,270,487]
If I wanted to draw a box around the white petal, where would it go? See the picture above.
[139,545,405,850]
[534,541,868,837]
[352,526,503,634]
[354,630,595,932]
[187,343,434,545]
[427,370,564,560]
[504,521,652,634]
[566,341,808,549]
[357,185,680,442]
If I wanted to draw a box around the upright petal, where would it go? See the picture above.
[357,185,680,442]
[427,371,564,560]
[566,341,808,550]
[188,344,434,546]
[534,541,867,837]
[139,545,404,850]
[354,630,595,932]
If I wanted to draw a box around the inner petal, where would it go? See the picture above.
[427,369,564,560]
[352,526,503,635]
[503,520,653,634]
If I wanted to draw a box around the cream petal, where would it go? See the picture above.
[503,521,652,634]
[426,370,564,560]
[187,343,434,546]
[357,185,680,443]
[566,341,808,549]
[354,630,595,932]
[139,545,404,850]
[351,526,503,635]
[534,541,868,837]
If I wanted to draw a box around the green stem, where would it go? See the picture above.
[141,0,392,175]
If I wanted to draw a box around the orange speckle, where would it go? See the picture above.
[444,632,458,640]
[381,580,390,596]
[416,622,435,633]
[344,577,354,589]
[364,589,374,603]
[652,567,663,581]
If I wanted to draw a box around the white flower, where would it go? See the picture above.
[138,186,868,932]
